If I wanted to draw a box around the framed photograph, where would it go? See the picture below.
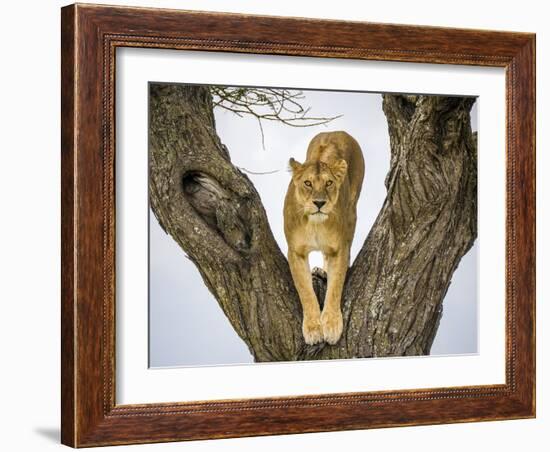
[61,3,535,447]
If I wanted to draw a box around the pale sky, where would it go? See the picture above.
[149,88,478,367]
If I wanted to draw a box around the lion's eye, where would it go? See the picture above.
[326,180,333,187]
[304,180,312,187]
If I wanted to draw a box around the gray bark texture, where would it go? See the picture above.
[149,84,477,362]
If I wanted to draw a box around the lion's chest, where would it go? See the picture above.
[300,222,338,255]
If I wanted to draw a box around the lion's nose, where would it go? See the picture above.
[313,200,326,210]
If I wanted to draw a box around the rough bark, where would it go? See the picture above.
[340,95,477,358]
[149,84,477,362]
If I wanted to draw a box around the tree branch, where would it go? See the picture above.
[211,86,342,127]
[340,95,478,357]
[149,83,305,361]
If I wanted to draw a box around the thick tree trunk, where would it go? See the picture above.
[340,95,477,358]
[149,84,477,362]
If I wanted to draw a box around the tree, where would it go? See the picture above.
[148,84,477,362]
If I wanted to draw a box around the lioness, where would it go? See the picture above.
[284,131,364,345]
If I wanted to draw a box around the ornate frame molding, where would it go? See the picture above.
[61,4,535,447]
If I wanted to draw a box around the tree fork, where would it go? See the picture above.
[148,84,477,362]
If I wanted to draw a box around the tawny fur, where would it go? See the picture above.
[284,131,365,345]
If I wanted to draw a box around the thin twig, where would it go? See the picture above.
[238,166,281,175]
[210,86,341,130]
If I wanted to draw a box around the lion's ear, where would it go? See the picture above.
[331,159,348,182]
[289,158,303,174]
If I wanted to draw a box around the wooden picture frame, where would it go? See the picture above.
[61,3,535,447]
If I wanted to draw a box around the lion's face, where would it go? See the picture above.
[289,158,348,222]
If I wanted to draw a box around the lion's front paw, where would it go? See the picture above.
[302,314,323,345]
[321,309,343,345]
